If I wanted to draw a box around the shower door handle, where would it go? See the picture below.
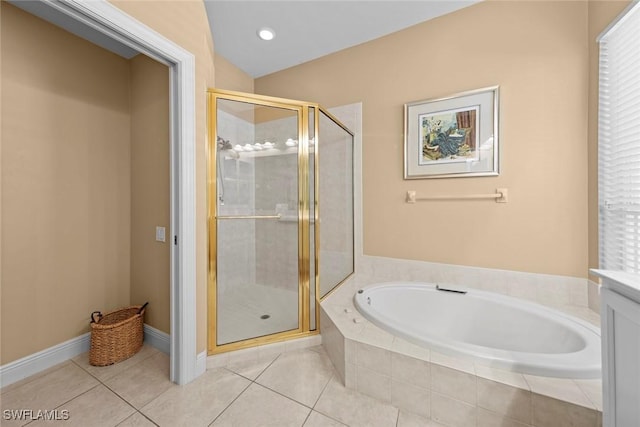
[216,214,282,220]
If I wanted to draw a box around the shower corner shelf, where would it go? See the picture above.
[221,145,313,161]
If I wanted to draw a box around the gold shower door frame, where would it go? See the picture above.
[207,89,329,355]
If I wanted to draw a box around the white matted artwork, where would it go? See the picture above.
[404,86,499,179]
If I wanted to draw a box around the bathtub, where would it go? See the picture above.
[353,282,601,379]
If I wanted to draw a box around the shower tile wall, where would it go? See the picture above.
[254,155,299,292]
[216,107,355,308]
[252,112,355,296]
[255,117,300,293]
[217,110,256,294]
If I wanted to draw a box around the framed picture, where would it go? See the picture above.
[404,86,499,179]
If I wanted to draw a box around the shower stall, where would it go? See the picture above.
[207,89,354,354]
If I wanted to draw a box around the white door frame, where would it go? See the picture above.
[41,0,198,384]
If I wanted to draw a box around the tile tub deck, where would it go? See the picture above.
[321,272,603,427]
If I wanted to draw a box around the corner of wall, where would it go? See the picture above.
[213,53,255,93]
[129,54,171,336]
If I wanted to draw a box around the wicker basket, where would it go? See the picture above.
[89,303,147,367]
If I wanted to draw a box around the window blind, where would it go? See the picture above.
[599,1,640,273]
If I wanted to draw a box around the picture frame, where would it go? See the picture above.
[404,86,499,179]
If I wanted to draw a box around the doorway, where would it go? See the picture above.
[3,0,197,384]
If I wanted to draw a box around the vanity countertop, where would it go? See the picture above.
[591,269,640,303]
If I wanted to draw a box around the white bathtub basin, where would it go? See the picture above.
[353,282,601,378]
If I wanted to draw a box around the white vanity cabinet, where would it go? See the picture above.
[593,270,640,427]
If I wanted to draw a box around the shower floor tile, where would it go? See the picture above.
[216,283,302,345]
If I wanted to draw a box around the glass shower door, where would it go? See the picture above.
[214,96,302,346]
[318,109,354,298]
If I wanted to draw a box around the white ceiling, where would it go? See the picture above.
[205,0,480,78]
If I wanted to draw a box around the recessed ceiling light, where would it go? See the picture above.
[257,27,275,41]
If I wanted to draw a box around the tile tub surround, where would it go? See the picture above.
[354,255,600,323]
[321,258,603,427]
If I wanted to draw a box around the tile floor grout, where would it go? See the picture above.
[74,356,163,427]
[0,361,73,396]
[20,383,101,427]
[208,351,315,426]
[206,379,253,427]
[101,378,157,425]
[215,351,342,426]
[306,374,346,426]
[2,344,433,427]
[209,349,354,426]
[68,352,163,426]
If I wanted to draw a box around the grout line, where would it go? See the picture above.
[207,380,253,427]
[573,380,602,412]
[100,377,148,415]
[227,348,349,426]
[521,374,533,395]
[306,344,325,354]
[0,361,72,396]
[221,349,282,382]
[309,375,352,426]
[69,359,104,383]
[222,363,264,383]
[21,383,102,426]
[251,349,338,412]
[70,345,160,383]
[115,411,160,427]
[94,361,161,414]
[9,347,165,427]
[476,407,533,427]
[252,380,315,410]
[300,409,313,427]
[89,350,172,418]
[311,372,334,409]
[253,352,282,382]
[219,348,341,422]
[430,390,477,409]
[311,407,349,427]
[141,411,161,427]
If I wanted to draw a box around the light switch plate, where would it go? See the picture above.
[156,226,166,242]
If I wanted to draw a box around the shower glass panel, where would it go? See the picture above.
[309,107,316,330]
[215,97,301,346]
[208,89,354,354]
[319,111,354,298]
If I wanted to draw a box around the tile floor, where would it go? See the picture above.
[0,345,444,427]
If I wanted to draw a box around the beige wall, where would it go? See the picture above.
[587,0,630,280]
[215,53,254,93]
[257,1,593,278]
[1,3,132,363]
[110,0,215,354]
[0,1,190,363]
[1,0,215,364]
[1,0,630,364]
[130,55,170,334]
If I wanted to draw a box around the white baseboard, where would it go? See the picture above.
[1,324,171,389]
[143,324,170,355]
[0,333,91,388]
[196,351,207,376]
